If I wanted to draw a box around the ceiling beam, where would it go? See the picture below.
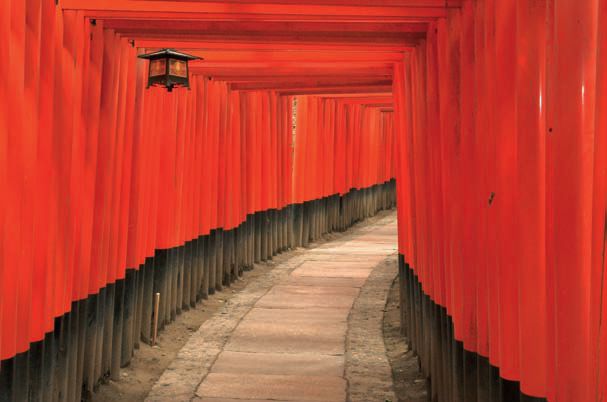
[118,32,424,46]
[207,74,393,83]
[62,0,451,20]
[275,85,393,96]
[141,49,404,63]
[104,20,428,33]
[133,39,412,52]
[230,79,392,90]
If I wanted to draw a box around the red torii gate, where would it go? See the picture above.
[0,1,605,402]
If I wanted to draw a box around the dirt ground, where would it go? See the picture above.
[383,273,429,402]
[94,260,279,402]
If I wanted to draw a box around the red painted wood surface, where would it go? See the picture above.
[0,1,605,400]
[393,1,606,400]
[0,2,395,364]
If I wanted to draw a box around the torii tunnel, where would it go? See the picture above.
[0,1,606,401]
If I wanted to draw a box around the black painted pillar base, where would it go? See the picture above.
[0,181,397,402]
[397,258,548,402]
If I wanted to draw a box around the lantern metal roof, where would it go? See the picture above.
[138,48,202,61]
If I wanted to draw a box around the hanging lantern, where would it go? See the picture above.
[138,49,201,92]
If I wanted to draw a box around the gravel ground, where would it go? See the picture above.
[382,268,429,402]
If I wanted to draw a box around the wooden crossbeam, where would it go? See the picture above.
[62,0,453,19]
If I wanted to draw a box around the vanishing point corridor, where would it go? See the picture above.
[147,212,398,402]
[1,1,606,402]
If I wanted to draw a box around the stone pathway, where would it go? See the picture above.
[146,212,398,402]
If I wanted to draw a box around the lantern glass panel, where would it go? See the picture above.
[150,59,166,77]
[169,58,188,78]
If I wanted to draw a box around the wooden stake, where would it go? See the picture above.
[152,293,161,346]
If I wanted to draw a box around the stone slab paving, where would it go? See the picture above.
[146,212,398,402]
